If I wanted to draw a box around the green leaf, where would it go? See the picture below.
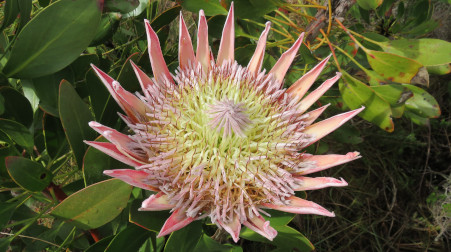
[0,201,20,228]
[104,0,139,13]
[233,0,278,20]
[149,5,182,32]
[0,119,34,152]
[31,67,75,117]
[105,224,152,252]
[85,236,114,252]
[240,222,314,251]
[193,234,243,252]
[17,0,32,30]
[426,64,451,75]
[356,0,383,10]
[403,84,441,118]
[0,0,20,31]
[164,221,203,252]
[83,136,131,185]
[21,80,40,112]
[339,71,394,132]
[379,39,451,67]
[181,0,227,16]
[50,179,133,230]
[2,0,101,78]
[86,69,121,126]
[90,13,121,47]
[5,156,53,192]
[43,114,68,159]
[0,87,33,127]
[129,199,170,232]
[365,50,429,86]
[58,80,96,168]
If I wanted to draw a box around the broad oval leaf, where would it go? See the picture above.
[5,156,53,192]
[2,0,101,78]
[0,119,34,152]
[43,114,68,159]
[356,0,383,10]
[50,178,133,230]
[366,50,429,86]
[104,224,152,252]
[0,87,33,127]
[181,0,227,16]
[339,71,394,132]
[58,80,96,168]
[104,0,139,13]
[403,84,441,118]
[379,39,451,67]
[129,199,170,232]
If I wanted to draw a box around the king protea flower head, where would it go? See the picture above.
[86,3,363,242]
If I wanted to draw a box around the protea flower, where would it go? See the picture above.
[86,3,363,242]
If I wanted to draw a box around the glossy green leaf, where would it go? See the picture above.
[181,0,227,16]
[90,13,121,47]
[85,236,114,252]
[403,84,441,118]
[32,68,75,117]
[240,220,314,251]
[86,69,121,126]
[339,71,394,132]
[193,234,243,252]
[0,119,34,152]
[0,201,20,228]
[21,80,40,112]
[164,221,203,252]
[104,0,139,13]
[2,0,101,78]
[0,0,20,31]
[70,54,99,82]
[50,179,133,230]
[58,80,96,168]
[83,136,131,185]
[129,199,170,232]
[149,5,182,33]
[379,39,451,66]
[105,224,152,252]
[5,156,53,192]
[43,113,68,159]
[117,52,141,92]
[17,0,32,30]
[234,0,278,20]
[365,50,429,86]
[356,0,383,10]
[0,87,33,127]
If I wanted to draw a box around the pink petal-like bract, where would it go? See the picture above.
[88,4,363,242]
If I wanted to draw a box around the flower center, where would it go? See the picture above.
[207,99,252,138]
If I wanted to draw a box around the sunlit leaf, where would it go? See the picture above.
[50,179,132,230]
[365,50,429,86]
[379,39,451,66]
[339,71,394,132]
[403,84,441,118]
